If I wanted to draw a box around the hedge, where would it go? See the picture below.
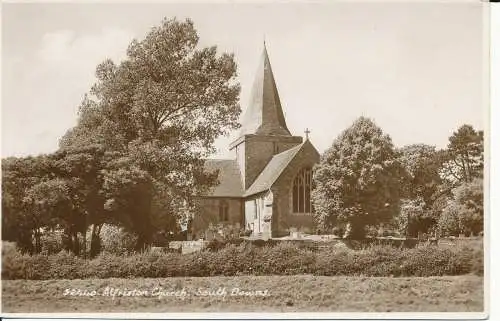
[2,241,483,280]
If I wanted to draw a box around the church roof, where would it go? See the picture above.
[204,159,244,197]
[244,142,305,197]
[239,44,291,137]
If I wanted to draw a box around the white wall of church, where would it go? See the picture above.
[244,191,273,238]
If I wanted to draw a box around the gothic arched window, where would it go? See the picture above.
[292,168,312,213]
[219,200,229,222]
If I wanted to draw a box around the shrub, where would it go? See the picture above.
[239,229,252,237]
[100,225,137,255]
[438,203,463,237]
[332,226,345,238]
[2,249,50,280]
[254,242,316,275]
[206,238,228,252]
[470,248,484,276]
[47,250,83,279]
[2,239,484,280]
[313,245,351,276]
[40,231,65,255]
[2,241,18,257]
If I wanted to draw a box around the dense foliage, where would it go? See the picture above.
[2,18,241,255]
[312,117,402,238]
[312,117,484,239]
[438,178,483,236]
[2,240,483,280]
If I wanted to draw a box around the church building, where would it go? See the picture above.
[191,45,320,239]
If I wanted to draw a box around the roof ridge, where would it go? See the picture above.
[244,143,306,197]
[272,141,304,157]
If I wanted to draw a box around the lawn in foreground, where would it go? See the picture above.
[2,275,483,313]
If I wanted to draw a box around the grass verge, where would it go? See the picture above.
[2,275,483,312]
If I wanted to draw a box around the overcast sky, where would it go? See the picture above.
[1,1,486,159]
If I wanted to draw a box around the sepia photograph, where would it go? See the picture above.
[1,0,489,318]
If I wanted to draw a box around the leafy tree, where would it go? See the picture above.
[50,145,110,256]
[312,117,402,239]
[22,178,72,253]
[3,146,110,256]
[101,158,154,250]
[2,155,55,253]
[61,18,240,154]
[440,125,483,185]
[397,144,443,236]
[438,178,483,236]
[58,18,240,248]
[398,144,442,203]
[396,198,426,237]
[437,203,462,237]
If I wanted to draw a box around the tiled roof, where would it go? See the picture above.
[239,45,291,137]
[244,142,305,197]
[204,159,244,197]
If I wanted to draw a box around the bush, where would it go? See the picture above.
[100,225,137,255]
[2,241,18,257]
[239,229,252,237]
[332,226,345,238]
[40,232,65,255]
[2,239,484,280]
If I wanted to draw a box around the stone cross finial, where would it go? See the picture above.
[305,128,311,140]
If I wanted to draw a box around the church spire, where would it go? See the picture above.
[239,43,291,136]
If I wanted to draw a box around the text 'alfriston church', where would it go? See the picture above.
[191,45,320,239]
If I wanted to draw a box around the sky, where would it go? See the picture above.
[1,1,486,159]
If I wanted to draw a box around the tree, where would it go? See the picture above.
[22,179,72,253]
[61,18,240,153]
[437,203,462,237]
[58,18,240,248]
[2,155,55,253]
[101,157,154,250]
[397,144,443,236]
[455,178,483,235]
[312,117,402,239]
[3,146,115,256]
[440,125,483,186]
[438,178,483,236]
[398,144,442,203]
[50,145,110,256]
[396,198,426,237]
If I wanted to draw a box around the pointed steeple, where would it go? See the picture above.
[239,44,291,136]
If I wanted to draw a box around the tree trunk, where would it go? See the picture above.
[21,231,34,255]
[82,229,87,259]
[460,157,469,182]
[72,231,80,256]
[90,223,103,258]
[135,234,150,252]
[33,228,42,254]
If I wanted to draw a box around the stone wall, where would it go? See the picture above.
[234,134,303,189]
[272,140,320,236]
[191,197,244,240]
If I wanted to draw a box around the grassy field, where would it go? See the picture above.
[2,275,483,313]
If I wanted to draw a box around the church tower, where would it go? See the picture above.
[230,44,303,189]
